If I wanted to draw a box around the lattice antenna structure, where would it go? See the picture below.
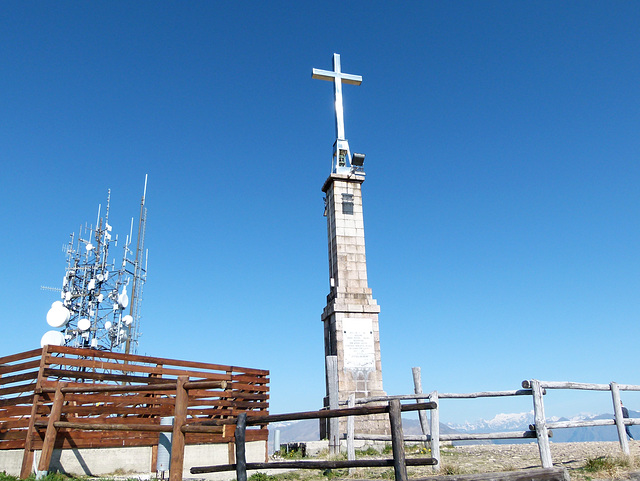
[42,178,148,353]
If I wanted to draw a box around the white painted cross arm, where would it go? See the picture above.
[311,68,362,85]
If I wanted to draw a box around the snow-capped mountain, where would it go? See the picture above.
[448,411,536,432]
[446,410,639,443]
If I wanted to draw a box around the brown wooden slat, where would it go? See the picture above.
[0,395,34,408]
[42,368,169,385]
[0,349,42,366]
[0,371,39,387]
[46,345,268,376]
[0,360,41,376]
[0,382,38,397]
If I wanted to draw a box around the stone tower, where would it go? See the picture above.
[313,54,388,435]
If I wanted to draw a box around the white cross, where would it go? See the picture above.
[312,53,362,142]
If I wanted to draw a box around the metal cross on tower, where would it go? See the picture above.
[313,53,362,173]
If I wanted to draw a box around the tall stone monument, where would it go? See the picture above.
[313,54,388,435]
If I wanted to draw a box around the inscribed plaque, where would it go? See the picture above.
[343,318,375,369]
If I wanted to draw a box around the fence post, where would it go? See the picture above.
[411,367,429,443]
[531,379,552,468]
[235,412,248,481]
[326,355,339,455]
[429,390,440,471]
[36,382,66,478]
[611,382,630,455]
[388,399,408,481]
[347,393,355,469]
[169,376,188,481]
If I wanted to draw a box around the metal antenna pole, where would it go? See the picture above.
[126,175,148,354]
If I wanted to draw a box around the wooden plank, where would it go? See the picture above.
[0,395,36,409]
[0,349,42,366]
[0,382,38,397]
[531,380,552,468]
[37,382,66,476]
[42,368,170,385]
[169,376,188,481]
[522,380,610,391]
[0,371,40,387]
[419,467,570,481]
[611,382,630,455]
[235,413,247,481]
[20,345,48,478]
[192,458,437,474]
[46,345,269,376]
[0,360,41,376]
[389,399,408,481]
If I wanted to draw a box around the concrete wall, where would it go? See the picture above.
[0,441,267,480]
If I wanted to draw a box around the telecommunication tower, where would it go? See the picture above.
[41,177,148,354]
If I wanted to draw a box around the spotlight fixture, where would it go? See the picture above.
[351,153,365,167]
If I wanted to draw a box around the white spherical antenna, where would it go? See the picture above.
[86,243,94,251]
[51,300,63,309]
[96,273,104,282]
[104,321,112,330]
[77,318,91,332]
[41,330,65,348]
[97,293,104,303]
[122,314,133,326]
[46,305,70,327]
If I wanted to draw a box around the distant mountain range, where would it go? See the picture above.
[268,410,639,447]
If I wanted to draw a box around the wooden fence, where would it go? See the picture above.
[0,346,269,479]
[344,370,640,471]
[191,400,438,481]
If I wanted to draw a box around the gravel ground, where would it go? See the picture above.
[403,441,640,480]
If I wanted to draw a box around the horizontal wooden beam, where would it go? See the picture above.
[191,457,437,474]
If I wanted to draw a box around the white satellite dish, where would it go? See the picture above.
[118,289,129,309]
[41,330,65,348]
[87,279,96,291]
[122,314,133,326]
[105,321,112,330]
[86,243,94,251]
[96,273,104,282]
[78,318,91,332]
[46,304,70,327]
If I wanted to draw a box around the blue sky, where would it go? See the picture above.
[1,2,640,424]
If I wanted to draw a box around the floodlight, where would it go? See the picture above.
[351,153,365,167]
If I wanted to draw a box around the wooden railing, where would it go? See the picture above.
[0,346,269,479]
[191,400,438,481]
[344,369,640,471]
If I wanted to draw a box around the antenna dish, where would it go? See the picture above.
[105,321,112,330]
[41,330,65,347]
[46,304,70,327]
[86,243,94,251]
[77,318,91,332]
[122,314,133,326]
[118,289,129,309]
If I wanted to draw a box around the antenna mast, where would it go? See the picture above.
[41,177,149,353]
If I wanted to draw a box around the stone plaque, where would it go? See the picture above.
[343,318,375,369]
